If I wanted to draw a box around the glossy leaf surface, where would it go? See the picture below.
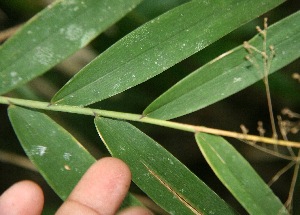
[52,0,285,106]
[144,11,300,119]
[0,0,142,95]
[195,133,289,215]
[8,106,141,208]
[95,117,238,215]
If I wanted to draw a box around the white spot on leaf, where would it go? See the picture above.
[65,24,83,41]
[9,71,23,85]
[10,71,17,77]
[30,145,47,156]
[63,152,72,161]
[233,77,242,83]
[168,158,174,165]
[35,46,54,65]
[37,146,47,156]
[195,41,204,51]
[119,146,126,151]
[61,0,76,6]
[80,29,97,47]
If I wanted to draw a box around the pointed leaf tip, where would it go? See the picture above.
[52,0,285,106]
[195,133,289,215]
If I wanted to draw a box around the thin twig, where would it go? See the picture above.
[260,18,278,140]
[268,161,295,186]
[244,18,279,148]
[241,139,295,161]
[0,96,299,148]
[282,108,300,119]
[278,115,296,157]
[285,150,300,212]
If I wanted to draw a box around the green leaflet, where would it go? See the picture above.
[0,0,142,95]
[143,11,300,120]
[95,117,238,215]
[8,106,142,208]
[52,0,285,106]
[195,133,289,215]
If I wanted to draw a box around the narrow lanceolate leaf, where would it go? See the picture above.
[52,0,285,106]
[195,133,289,215]
[8,106,142,208]
[0,0,142,95]
[95,117,238,215]
[8,106,95,200]
[144,11,300,120]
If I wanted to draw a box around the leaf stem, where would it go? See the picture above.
[1,96,299,148]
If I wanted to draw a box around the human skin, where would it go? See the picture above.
[0,157,153,215]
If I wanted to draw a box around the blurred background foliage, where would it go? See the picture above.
[0,0,299,214]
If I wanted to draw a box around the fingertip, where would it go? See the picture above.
[93,157,131,181]
[105,157,131,174]
[85,157,132,196]
[118,206,154,215]
[59,157,132,215]
[0,180,44,215]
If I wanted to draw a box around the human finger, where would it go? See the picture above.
[56,157,131,215]
[117,206,154,215]
[0,180,44,215]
